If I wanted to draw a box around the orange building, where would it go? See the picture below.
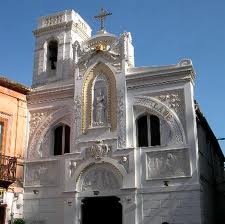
[0,76,29,223]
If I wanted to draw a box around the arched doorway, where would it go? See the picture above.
[81,196,122,224]
[76,163,124,224]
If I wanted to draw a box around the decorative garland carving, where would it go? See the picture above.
[74,95,82,142]
[82,62,117,133]
[117,90,126,148]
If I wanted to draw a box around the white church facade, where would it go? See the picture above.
[23,9,225,224]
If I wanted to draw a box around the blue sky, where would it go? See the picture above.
[0,0,225,153]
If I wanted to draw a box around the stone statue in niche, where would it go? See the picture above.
[95,90,106,124]
[92,74,108,127]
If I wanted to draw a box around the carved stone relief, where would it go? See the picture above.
[74,95,82,143]
[153,90,186,131]
[146,149,191,180]
[69,160,77,177]
[39,129,51,157]
[29,111,53,159]
[86,140,111,160]
[76,37,122,73]
[120,31,134,67]
[78,164,122,192]
[25,161,58,186]
[29,111,52,137]
[29,107,72,159]
[117,90,126,148]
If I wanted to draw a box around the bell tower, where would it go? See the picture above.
[32,10,92,87]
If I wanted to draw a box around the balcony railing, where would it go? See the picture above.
[0,155,17,189]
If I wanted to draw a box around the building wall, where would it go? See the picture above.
[142,190,201,224]
[197,118,225,223]
[0,84,28,222]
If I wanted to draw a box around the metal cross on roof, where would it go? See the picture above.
[94,8,112,31]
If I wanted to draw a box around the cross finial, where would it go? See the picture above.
[94,8,112,31]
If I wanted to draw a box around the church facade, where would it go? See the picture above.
[23,10,225,224]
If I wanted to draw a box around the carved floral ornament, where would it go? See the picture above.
[158,93,181,112]
[133,96,186,145]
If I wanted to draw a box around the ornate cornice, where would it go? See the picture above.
[33,21,89,40]
[28,85,74,105]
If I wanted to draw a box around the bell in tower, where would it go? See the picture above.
[32,10,92,87]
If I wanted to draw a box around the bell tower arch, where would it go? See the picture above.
[32,10,92,87]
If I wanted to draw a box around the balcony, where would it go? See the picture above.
[0,155,17,189]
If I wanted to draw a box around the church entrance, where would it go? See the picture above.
[81,196,122,224]
[0,205,6,224]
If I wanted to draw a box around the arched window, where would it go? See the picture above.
[53,124,70,155]
[47,40,58,71]
[137,114,160,147]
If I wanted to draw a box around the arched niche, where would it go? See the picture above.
[133,96,186,146]
[77,163,123,192]
[82,62,117,133]
[42,37,60,74]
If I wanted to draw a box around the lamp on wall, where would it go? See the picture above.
[163,180,169,186]
[93,190,99,195]
[33,189,39,195]
[67,201,72,206]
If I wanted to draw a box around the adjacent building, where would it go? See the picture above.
[0,77,29,223]
[22,9,225,224]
